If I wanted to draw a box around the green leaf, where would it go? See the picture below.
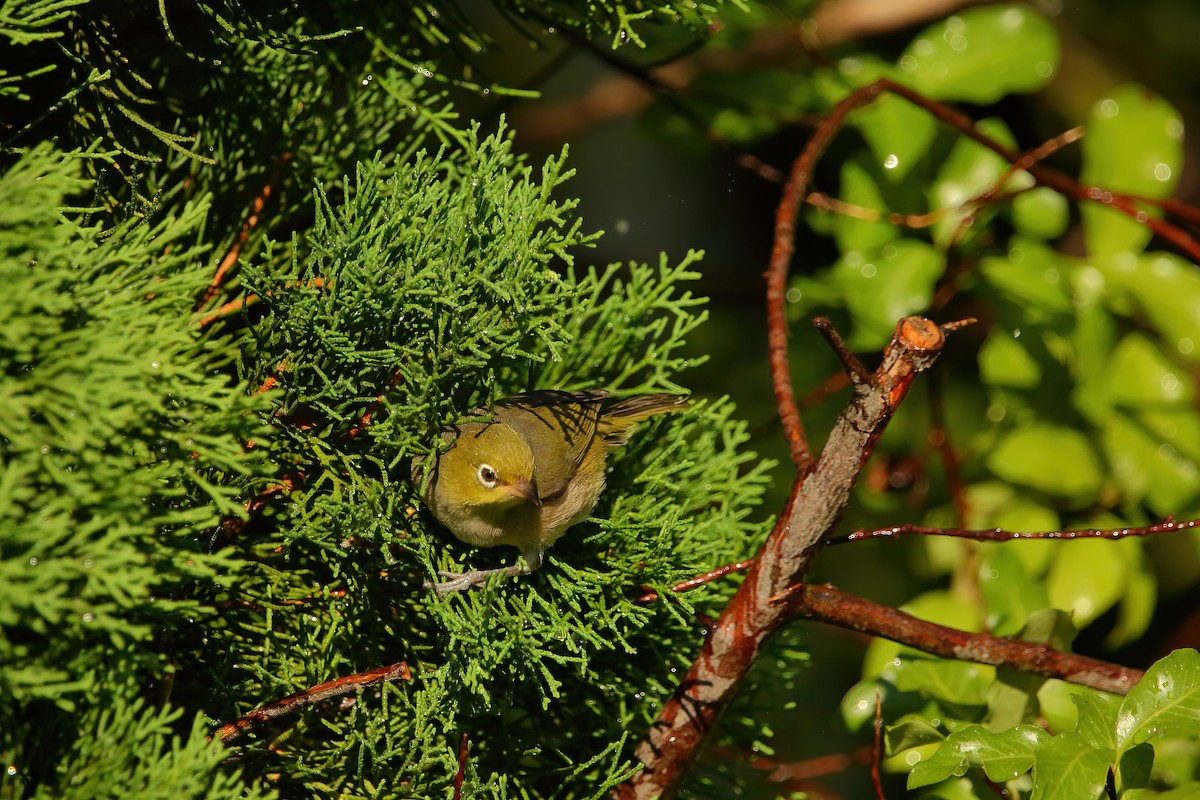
[897,5,1059,103]
[1124,787,1200,800]
[979,547,1049,636]
[986,424,1103,503]
[1116,649,1200,754]
[929,118,1029,248]
[1012,187,1070,240]
[1101,412,1200,515]
[833,239,944,349]
[853,93,938,182]
[833,154,904,254]
[1074,691,1120,751]
[1107,333,1196,408]
[1105,253,1200,365]
[887,714,949,753]
[1080,84,1183,255]
[895,658,995,707]
[1046,539,1131,628]
[979,238,1074,317]
[979,331,1043,390]
[908,724,1047,788]
[1030,731,1112,800]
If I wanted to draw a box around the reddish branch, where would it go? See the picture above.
[778,583,1144,694]
[454,733,471,800]
[214,661,410,744]
[830,516,1200,545]
[619,316,957,800]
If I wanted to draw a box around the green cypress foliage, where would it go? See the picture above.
[1,2,768,798]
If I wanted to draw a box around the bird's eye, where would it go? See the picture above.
[476,464,499,488]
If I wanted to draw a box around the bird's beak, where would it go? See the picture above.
[505,478,540,506]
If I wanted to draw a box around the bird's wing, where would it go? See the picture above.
[495,390,607,501]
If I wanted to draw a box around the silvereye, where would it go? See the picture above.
[420,389,688,594]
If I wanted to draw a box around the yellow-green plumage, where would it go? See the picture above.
[422,390,688,593]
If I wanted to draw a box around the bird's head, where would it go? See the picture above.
[435,423,539,509]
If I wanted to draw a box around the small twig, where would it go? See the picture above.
[813,316,872,388]
[775,583,1142,694]
[635,559,756,604]
[214,661,410,744]
[197,160,286,310]
[827,516,1199,546]
[927,369,968,527]
[872,690,887,800]
[454,732,470,800]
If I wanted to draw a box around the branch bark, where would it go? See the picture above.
[619,316,954,800]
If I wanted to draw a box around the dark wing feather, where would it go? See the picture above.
[494,390,608,501]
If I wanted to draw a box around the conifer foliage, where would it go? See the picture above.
[1,2,768,798]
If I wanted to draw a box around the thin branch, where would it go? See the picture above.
[454,732,470,800]
[813,316,871,388]
[828,516,1199,546]
[619,316,957,800]
[214,661,411,744]
[866,79,1200,264]
[635,559,756,604]
[872,690,886,800]
[775,583,1142,694]
[196,157,288,310]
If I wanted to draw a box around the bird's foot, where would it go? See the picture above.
[424,564,529,596]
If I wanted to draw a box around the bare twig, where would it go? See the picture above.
[828,516,1200,546]
[872,690,886,800]
[635,559,756,604]
[776,583,1142,694]
[214,661,410,744]
[454,732,470,800]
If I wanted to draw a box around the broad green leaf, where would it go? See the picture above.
[1030,731,1112,800]
[853,93,938,182]
[908,724,1047,788]
[918,777,986,799]
[1080,84,1183,256]
[1125,788,1200,800]
[986,424,1103,503]
[979,238,1074,317]
[984,668,1044,731]
[1074,691,1120,751]
[898,5,1059,103]
[1046,539,1131,628]
[895,658,995,706]
[979,547,1048,635]
[834,154,904,254]
[1116,649,1200,754]
[1118,743,1155,793]
[1037,680,1087,735]
[1017,609,1078,652]
[1101,413,1200,515]
[887,714,948,753]
[1111,253,1200,366]
[1107,333,1196,407]
[1012,188,1070,240]
[833,239,944,349]
[929,118,1029,248]
[979,331,1042,390]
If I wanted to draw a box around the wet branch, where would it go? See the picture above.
[777,583,1143,694]
[214,661,411,745]
[618,316,958,800]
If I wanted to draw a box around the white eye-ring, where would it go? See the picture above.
[476,464,499,488]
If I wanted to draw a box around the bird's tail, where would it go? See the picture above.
[600,394,690,445]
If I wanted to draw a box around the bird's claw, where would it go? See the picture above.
[423,565,531,596]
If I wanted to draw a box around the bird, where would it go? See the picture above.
[418,389,689,595]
